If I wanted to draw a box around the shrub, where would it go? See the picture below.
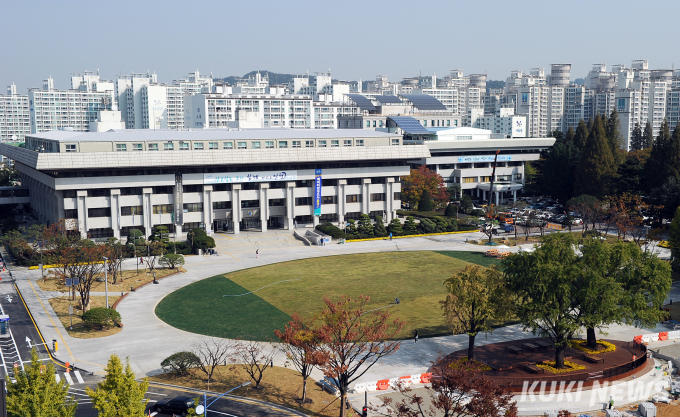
[161,351,200,376]
[387,218,403,236]
[190,228,207,238]
[461,195,473,214]
[418,218,436,234]
[445,204,458,217]
[418,190,433,212]
[316,223,346,239]
[470,209,486,217]
[166,241,192,255]
[357,214,374,237]
[193,235,215,251]
[82,308,121,330]
[345,220,358,239]
[159,253,185,269]
[373,216,388,237]
[403,216,418,235]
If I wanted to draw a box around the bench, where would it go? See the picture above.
[522,343,540,351]
[505,346,523,355]
[667,320,680,330]
[587,371,603,380]
[535,340,553,350]
[583,354,604,364]
[524,364,545,374]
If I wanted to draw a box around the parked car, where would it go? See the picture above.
[153,397,195,416]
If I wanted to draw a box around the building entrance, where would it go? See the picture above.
[268,216,285,229]
[213,219,232,232]
[240,218,261,231]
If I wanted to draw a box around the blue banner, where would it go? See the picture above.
[314,169,322,216]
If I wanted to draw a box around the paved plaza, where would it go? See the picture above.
[6,228,679,415]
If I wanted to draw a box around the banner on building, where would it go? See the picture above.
[457,155,512,163]
[204,170,298,184]
[314,169,322,216]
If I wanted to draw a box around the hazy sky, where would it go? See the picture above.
[2,0,679,92]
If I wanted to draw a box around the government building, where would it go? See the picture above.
[0,129,424,239]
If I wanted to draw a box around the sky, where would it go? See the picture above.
[2,0,679,92]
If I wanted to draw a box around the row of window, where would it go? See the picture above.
[461,174,522,184]
[110,139,366,152]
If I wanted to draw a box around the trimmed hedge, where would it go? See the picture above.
[315,223,346,239]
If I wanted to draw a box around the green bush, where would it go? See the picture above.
[82,308,121,330]
[470,209,486,217]
[346,219,358,239]
[387,218,403,236]
[193,235,215,251]
[166,241,192,255]
[159,253,185,268]
[418,218,436,234]
[357,214,374,237]
[461,195,474,214]
[403,216,418,235]
[445,204,458,217]
[190,228,207,238]
[373,216,388,237]
[419,190,433,212]
[161,351,200,376]
[315,223,346,239]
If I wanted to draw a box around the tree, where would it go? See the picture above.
[630,123,643,151]
[573,119,589,151]
[275,314,327,403]
[0,164,19,186]
[645,118,672,190]
[192,338,232,383]
[387,218,403,236]
[418,190,433,212]
[357,214,374,237]
[401,166,448,210]
[82,307,121,330]
[669,207,680,271]
[378,357,517,417]
[667,122,680,181]
[606,109,625,163]
[232,340,277,389]
[314,295,403,417]
[650,176,680,221]
[373,215,388,237]
[446,184,461,201]
[444,203,458,218]
[161,352,200,376]
[403,216,417,235]
[615,150,649,195]
[159,253,185,269]
[7,349,77,417]
[105,238,125,284]
[503,234,583,368]
[460,194,473,214]
[542,140,576,202]
[86,354,149,417]
[440,265,510,360]
[574,115,617,198]
[642,121,654,149]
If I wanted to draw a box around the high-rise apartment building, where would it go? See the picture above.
[0,84,30,141]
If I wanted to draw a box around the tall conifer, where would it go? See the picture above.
[574,116,616,197]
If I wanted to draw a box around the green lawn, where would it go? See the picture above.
[155,251,496,341]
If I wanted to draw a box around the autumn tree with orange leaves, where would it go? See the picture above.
[401,166,448,210]
[377,357,517,417]
[274,314,327,403]
[314,295,403,417]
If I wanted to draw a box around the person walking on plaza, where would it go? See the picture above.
[390,232,392,241]
[609,397,613,409]
[414,329,419,344]
[256,248,259,259]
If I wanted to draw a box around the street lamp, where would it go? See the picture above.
[195,382,251,417]
[102,256,109,309]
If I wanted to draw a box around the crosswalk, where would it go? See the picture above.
[55,370,85,385]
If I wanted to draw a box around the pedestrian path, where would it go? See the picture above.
[55,369,85,385]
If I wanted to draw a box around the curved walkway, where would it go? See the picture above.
[11,230,678,393]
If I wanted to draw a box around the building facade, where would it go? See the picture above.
[2,129,427,240]
[0,84,30,141]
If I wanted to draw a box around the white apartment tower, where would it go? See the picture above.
[0,84,30,141]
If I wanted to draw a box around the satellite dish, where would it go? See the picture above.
[195,405,204,414]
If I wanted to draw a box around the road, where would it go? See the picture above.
[73,382,303,417]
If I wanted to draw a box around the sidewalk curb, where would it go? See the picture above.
[143,379,308,416]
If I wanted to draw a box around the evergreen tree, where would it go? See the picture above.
[573,120,589,151]
[574,115,616,198]
[586,117,594,132]
[386,218,403,236]
[403,216,418,235]
[86,355,149,417]
[345,219,358,238]
[616,151,648,195]
[373,215,388,237]
[444,203,458,217]
[667,123,680,180]
[7,349,77,417]
[669,207,680,271]
[542,140,575,202]
[565,126,575,144]
[642,121,654,149]
[357,214,374,237]
[606,109,624,155]
[645,118,672,189]
[418,190,433,212]
[460,194,473,214]
[630,123,643,151]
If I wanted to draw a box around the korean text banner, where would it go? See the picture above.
[204,170,298,184]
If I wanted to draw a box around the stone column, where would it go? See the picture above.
[110,189,121,240]
[260,183,269,232]
[203,185,213,235]
[143,188,152,237]
[522,161,526,187]
[286,181,296,230]
[386,178,395,222]
[337,179,346,227]
[495,191,499,206]
[77,190,87,239]
[513,190,517,202]
[232,184,241,234]
[362,178,371,214]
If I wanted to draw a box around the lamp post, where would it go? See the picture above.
[102,256,109,309]
[195,382,251,417]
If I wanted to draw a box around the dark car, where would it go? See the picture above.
[153,396,195,416]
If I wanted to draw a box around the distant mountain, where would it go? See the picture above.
[216,70,300,86]
[486,80,505,91]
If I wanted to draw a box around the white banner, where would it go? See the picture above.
[457,155,512,163]
[204,170,298,184]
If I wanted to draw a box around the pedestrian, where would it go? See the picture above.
[608,397,613,410]
[389,232,392,241]
[256,248,259,259]
[414,329,419,344]
[139,257,143,265]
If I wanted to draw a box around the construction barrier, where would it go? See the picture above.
[376,379,390,390]
[351,372,433,393]
[635,331,679,344]
[421,372,432,383]
[659,332,668,341]
[668,331,680,340]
